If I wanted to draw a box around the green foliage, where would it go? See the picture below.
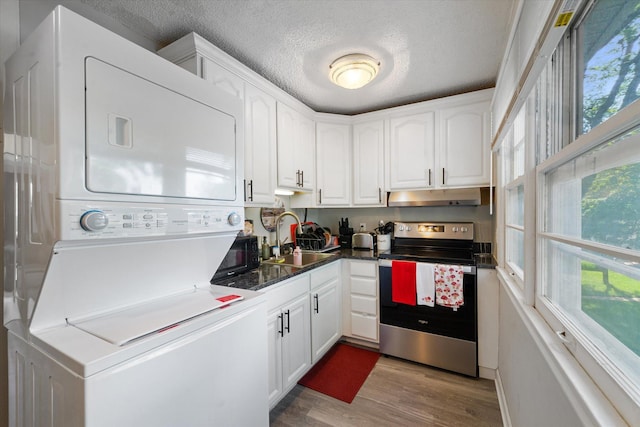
[581,163,640,250]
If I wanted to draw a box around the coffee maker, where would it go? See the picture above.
[338,217,354,248]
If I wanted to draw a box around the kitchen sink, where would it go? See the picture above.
[263,251,337,268]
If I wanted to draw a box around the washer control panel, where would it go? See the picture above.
[60,202,243,240]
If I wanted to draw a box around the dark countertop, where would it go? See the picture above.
[213,248,496,292]
[212,248,377,291]
[475,254,497,269]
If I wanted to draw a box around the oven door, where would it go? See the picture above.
[378,259,477,342]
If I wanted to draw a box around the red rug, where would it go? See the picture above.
[298,343,380,403]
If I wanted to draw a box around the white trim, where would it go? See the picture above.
[493,369,512,427]
[497,268,628,426]
[539,232,640,265]
[537,98,640,174]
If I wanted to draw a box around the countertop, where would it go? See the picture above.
[213,248,495,292]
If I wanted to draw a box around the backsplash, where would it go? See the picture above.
[247,202,495,247]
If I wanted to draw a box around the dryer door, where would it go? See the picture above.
[85,57,237,201]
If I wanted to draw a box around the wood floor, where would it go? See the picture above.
[270,353,503,427]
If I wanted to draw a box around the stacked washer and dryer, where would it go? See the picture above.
[3,7,267,426]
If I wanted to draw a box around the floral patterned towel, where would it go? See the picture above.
[434,264,464,310]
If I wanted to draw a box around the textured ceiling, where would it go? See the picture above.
[76,0,515,115]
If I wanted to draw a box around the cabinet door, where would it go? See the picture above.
[266,310,284,407]
[281,294,311,390]
[438,100,491,187]
[316,123,350,206]
[277,103,315,190]
[245,84,277,205]
[353,120,385,205]
[388,112,435,190]
[311,279,341,363]
[200,57,244,101]
[297,114,316,189]
[276,102,298,189]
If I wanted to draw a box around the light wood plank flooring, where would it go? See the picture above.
[270,353,502,426]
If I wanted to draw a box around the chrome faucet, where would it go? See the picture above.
[275,211,303,254]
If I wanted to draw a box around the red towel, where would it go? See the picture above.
[391,260,417,306]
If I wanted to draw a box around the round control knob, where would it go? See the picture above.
[80,210,109,232]
[227,212,242,226]
[452,227,459,232]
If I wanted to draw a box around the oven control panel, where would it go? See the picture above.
[394,222,474,240]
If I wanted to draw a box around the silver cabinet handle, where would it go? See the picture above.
[318,189,322,204]
[313,294,319,313]
[300,170,304,187]
[243,179,247,202]
[378,187,382,203]
[428,169,432,186]
[248,179,253,201]
[442,167,445,185]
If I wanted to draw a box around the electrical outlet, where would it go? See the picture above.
[359,223,366,231]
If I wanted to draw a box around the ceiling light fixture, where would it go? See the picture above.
[329,54,380,89]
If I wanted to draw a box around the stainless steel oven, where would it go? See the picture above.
[378,222,477,377]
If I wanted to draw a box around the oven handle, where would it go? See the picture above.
[378,259,476,275]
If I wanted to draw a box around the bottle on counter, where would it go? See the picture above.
[261,236,271,260]
[293,246,302,266]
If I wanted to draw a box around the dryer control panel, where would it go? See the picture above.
[59,201,243,240]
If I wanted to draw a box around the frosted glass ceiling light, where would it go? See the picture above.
[329,54,380,89]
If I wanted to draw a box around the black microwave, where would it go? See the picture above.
[211,235,260,283]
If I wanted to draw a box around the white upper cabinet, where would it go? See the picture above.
[315,122,351,206]
[276,102,315,191]
[200,57,244,101]
[438,99,491,188]
[387,112,436,190]
[386,89,493,191]
[353,120,385,205]
[244,84,277,205]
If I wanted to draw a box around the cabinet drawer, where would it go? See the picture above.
[350,260,377,278]
[351,295,376,315]
[260,274,310,312]
[310,261,340,289]
[351,313,378,341]
[351,277,377,297]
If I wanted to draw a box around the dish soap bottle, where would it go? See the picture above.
[293,246,302,266]
[261,236,271,260]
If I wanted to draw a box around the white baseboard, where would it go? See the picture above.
[494,369,512,427]
[479,366,495,380]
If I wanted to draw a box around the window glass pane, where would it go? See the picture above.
[506,227,524,272]
[579,0,640,134]
[542,239,640,382]
[507,185,524,227]
[544,126,640,251]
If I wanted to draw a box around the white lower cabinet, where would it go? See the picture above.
[343,260,379,342]
[262,274,311,408]
[310,262,342,363]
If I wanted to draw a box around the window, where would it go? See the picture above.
[539,125,640,392]
[535,0,640,409]
[503,107,526,281]
[497,0,640,417]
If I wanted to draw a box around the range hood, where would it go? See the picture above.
[387,188,482,207]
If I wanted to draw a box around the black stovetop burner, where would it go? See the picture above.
[379,221,476,265]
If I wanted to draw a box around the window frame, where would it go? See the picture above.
[536,87,640,415]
